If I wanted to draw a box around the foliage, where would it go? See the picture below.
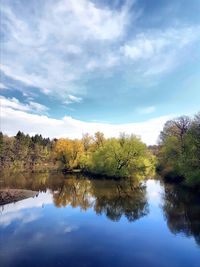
[0,131,155,179]
[81,134,155,178]
[0,131,54,171]
[158,112,200,187]
[163,183,200,246]
[1,171,149,222]
[53,138,84,170]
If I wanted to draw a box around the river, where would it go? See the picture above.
[0,172,199,267]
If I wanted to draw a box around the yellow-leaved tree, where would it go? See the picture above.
[54,138,84,170]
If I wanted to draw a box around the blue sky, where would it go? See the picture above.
[0,0,200,144]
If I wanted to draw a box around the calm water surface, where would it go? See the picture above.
[0,172,200,267]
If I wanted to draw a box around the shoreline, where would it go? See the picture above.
[0,189,38,205]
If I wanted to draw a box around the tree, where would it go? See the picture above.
[158,112,200,187]
[160,116,190,155]
[0,135,15,169]
[87,135,155,178]
[93,131,105,149]
[0,132,3,166]
[82,133,93,152]
[13,131,31,168]
[0,132,54,171]
[54,139,84,170]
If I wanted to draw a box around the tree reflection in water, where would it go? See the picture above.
[162,184,200,246]
[52,177,149,222]
[1,172,149,222]
[2,171,200,241]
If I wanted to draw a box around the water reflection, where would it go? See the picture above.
[2,172,200,232]
[1,172,148,222]
[163,183,200,246]
[1,172,200,267]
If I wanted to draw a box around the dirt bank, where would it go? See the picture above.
[0,189,38,205]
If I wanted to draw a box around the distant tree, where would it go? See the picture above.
[12,131,31,168]
[0,132,54,171]
[0,132,3,164]
[0,135,14,169]
[160,116,190,155]
[82,133,93,152]
[158,112,200,187]
[93,131,105,149]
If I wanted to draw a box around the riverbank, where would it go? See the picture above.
[0,189,38,205]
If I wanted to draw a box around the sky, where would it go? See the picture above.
[0,0,200,145]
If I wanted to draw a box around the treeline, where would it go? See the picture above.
[157,112,200,187]
[0,131,56,172]
[54,132,155,178]
[0,131,155,178]
[0,111,199,186]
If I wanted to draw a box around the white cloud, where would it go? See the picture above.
[0,64,34,86]
[122,37,155,60]
[1,0,199,100]
[0,96,49,114]
[121,27,199,61]
[0,211,41,227]
[64,94,82,104]
[1,105,172,145]
[64,225,78,233]
[0,83,8,90]
[29,101,49,113]
[1,96,30,111]
[121,26,200,75]
[54,0,129,41]
[1,192,52,215]
[65,45,82,54]
[86,54,119,71]
[0,192,52,226]
[146,180,164,206]
[0,0,131,98]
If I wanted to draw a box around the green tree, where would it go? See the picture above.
[158,113,200,187]
[87,135,155,178]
